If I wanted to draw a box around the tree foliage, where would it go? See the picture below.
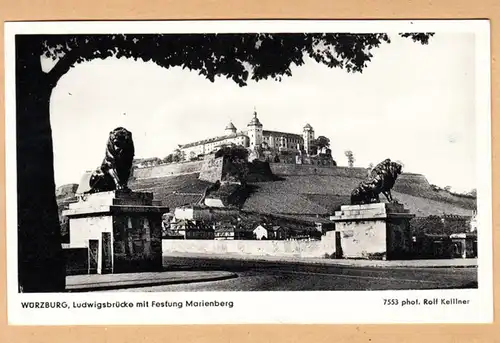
[33,32,435,89]
[214,144,250,161]
[163,154,174,163]
[311,135,331,150]
[344,150,355,167]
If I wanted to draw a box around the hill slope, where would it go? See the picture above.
[125,169,476,218]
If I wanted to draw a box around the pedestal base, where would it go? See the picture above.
[330,202,415,260]
[62,190,168,274]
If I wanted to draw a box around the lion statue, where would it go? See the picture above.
[86,127,135,194]
[350,159,402,205]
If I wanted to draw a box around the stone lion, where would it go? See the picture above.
[350,159,402,205]
[86,127,135,194]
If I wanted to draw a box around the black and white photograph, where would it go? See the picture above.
[4,20,492,325]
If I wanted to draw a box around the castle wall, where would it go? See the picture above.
[133,160,205,179]
[269,163,368,178]
[182,145,206,160]
[133,160,378,181]
[199,156,224,183]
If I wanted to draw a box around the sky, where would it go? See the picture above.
[48,32,477,193]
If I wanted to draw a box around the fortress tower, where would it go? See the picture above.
[247,110,263,149]
[302,123,315,155]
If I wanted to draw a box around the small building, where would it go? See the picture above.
[169,219,214,240]
[269,226,289,240]
[450,232,478,258]
[215,224,253,240]
[253,225,268,240]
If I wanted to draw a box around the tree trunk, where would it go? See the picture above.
[16,36,66,292]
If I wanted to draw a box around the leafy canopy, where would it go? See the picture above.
[345,150,355,167]
[35,32,434,88]
[311,135,331,149]
[215,144,250,161]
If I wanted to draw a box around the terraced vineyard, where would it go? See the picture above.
[124,170,476,218]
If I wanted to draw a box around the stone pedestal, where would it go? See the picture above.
[62,190,168,274]
[330,203,415,260]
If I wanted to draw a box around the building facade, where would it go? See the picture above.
[253,225,268,240]
[178,110,317,160]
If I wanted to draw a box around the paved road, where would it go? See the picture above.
[105,256,478,292]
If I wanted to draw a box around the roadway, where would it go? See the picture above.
[104,256,478,292]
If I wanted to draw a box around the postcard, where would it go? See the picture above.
[4,19,492,325]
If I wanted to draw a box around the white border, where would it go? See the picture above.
[4,19,493,325]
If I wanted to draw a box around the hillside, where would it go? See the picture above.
[57,163,476,220]
[124,169,476,218]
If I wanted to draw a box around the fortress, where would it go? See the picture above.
[178,110,318,161]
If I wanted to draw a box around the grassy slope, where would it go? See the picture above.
[241,176,475,216]
[129,173,210,209]
[125,171,476,217]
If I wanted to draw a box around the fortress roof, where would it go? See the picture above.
[247,110,263,127]
[179,132,248,149]
[225,122,236,130]
[303,123,313,130]
[263,130,303,139]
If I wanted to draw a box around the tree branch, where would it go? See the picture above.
[46,49,81,88]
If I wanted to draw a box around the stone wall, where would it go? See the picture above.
[269,163,369,178]
[199,156,224,183]
[162,235,336,259]
[132,158,377,181]
[113,214,163,273]
[132,160,205,179]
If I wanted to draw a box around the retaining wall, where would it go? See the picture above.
[133,161,204,179]
[269,163,368,178]
[133,160,371,180]
[162,234,336,259]
[199,157,224,183]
